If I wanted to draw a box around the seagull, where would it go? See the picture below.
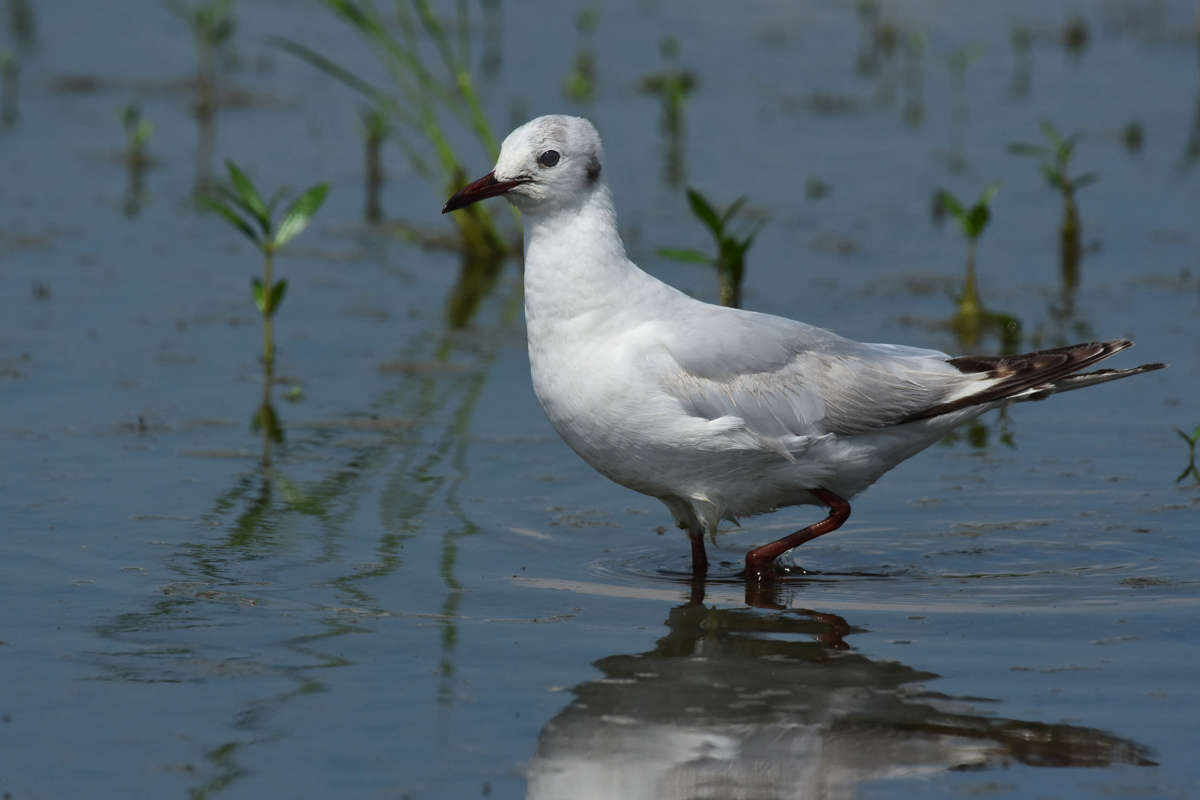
[443,115,1165,582]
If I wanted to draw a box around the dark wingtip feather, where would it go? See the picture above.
[904,340,1160,423]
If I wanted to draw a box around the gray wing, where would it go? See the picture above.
[641,306,969,437]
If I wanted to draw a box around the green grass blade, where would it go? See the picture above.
[270,36,417,125]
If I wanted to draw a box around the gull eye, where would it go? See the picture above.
[538,150,561,168]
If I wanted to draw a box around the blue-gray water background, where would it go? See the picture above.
[1,1,1198,798]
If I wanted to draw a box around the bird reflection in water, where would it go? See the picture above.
[526,585,1154,799]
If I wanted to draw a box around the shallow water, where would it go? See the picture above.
[1,1,1199,798]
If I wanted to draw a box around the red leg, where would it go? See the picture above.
[687,527,709,575]
[745,488,850,582]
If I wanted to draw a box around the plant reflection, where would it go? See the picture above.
[527,587,1154,799]
[937,184,1022,354]
[166,0,234,193]
[938,407,1015,451]
[89,259,518,793]
[1175,423,1200,483]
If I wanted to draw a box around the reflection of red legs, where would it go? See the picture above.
[688,527,709,576]
[744,488,850,582]
[794,607,852,651]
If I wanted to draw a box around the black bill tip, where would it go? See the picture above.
[442,172,527,214]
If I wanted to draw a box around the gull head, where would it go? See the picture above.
[442,115,605,216]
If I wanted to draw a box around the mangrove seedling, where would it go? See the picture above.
[640,37,696,185]
[946,44,983,171]
[121,104,154,170]
[1009,26,1031,97]
[1062,16,1089,57]
[274,0,512,265]
[164,0,235,118]
[120,104,154,216]
[165,0,235,192]
[939,183,1020,350]
[0,48,17,126]
[658,189,765,309]
[1008,119,1097,297]
[362,105,389,223]
[198,160,329,402]
[902,29,926,126]
[854,0,899,79]
[563,8,598,103]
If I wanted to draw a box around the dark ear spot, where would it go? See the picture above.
[586,157,602,183]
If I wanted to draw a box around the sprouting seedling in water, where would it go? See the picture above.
[362,105,389,223]
[164,0,236,118]
[274,0,513,273]
[1176,423,1200,483]
[1008,120,1097,297]
[198,160,329,401]
[641,37,696,185]
[121,105,154,169]
[120,105,155,217]
[938,183,1019,350]
[658,189,765,309]
[563,8,599,103]
[0,48,17,126]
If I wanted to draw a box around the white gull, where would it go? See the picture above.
[443,114,1164,581]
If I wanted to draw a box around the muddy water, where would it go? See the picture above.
[1,1,1198,798]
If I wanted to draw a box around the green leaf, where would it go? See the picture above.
[657,247,714,265]
[1039,119,1064,150]
[1071,171,1099,191]
[721,195,749,226]
[685,189,722,235]
[197,194,261,244]
[1039,164,1067,191]
[251,277,266,313]
[225,161,269,227]
[267,280,288,317]
[743,219,767,248]
[965,203,990,238]
[938,190,965,220]
[275,183,330,247]
[1006,142,1048,159]
[978,182,999,206]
